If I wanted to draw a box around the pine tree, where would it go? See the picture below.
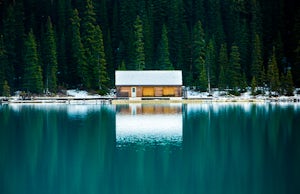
[0,35,8,96]
[199,64,208,92]
[133,15,145,70]
[206,39,217,88]
[70,9,87,87]
[218,66,226,90]
[3,5,16,89]
[143,1,154,70]
[81,0,97,88]
[251,76,257,95]
[167,0,184,70]
[2,80,10,96]
[118,60,126,70]
[57,32,67,86]
[192,20,206,85]
[218,43,229,88]
[41,17,58,93]
[267,47,280,95]
[251,34,264,86]
[286,69,294,96]
[229,44,242,89]
[23,30,43,94]
[94,25,109,91]
[206,0,225,47]
[105,30,114,86]
[156,24,173,70]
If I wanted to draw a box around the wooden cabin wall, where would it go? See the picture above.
[116,86,182,97]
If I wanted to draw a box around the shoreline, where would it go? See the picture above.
[1,96,300,105]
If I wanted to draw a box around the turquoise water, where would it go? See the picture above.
[0,103,299,194]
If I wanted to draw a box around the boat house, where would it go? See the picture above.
[115,70,182,98]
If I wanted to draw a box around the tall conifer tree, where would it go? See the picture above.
[157,24,173,70]
[229,44,242,89]
[70,9,87,87]
[192,20,206,85]
[267,47,280,94]
[81,0,97,88]
[3,5,16,88]
[218,44,229,88]
[93,25,109,90]
[41,17,58,93]
[23,30,43,94]
[251,34,263,86]
[133,15,145,70]
[0,35,8,95]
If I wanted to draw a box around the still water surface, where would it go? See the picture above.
[0,103,299,194]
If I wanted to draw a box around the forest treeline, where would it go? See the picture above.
[0,0,299,95]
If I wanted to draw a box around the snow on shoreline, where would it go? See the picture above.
[1,88,300,103]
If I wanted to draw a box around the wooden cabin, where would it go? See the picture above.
[115,70,182,98]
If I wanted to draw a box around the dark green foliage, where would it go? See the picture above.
[41,17,58,93]
[0,0,297,92]
[133,15,145,70]
[218,66,226,90]
[156,25,173,70]
[267,48,280,94]
[251,76,257,95]
[293,10,300,86]
[192,20,206,85]
[286,69,294,96]
[251,34,264,86]
[198,64,208,92]
[118,61,126,70]
[218,44,229,89]
[81,0,97,88]
[94,25,109,91]
[229,44,242,89]
[2,5,16,88]
[70,9,87,87]
[206,39,217,88]
[2,80,10,96]
[23,30,43,94]
[0,35,8,96]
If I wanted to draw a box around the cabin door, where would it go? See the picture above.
[131,87,136,97]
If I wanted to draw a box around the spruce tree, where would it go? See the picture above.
[94,25,109,91]
[3,5,16,89]
[143,2,154,69]
[156,24,173,70]
[70,9,87,87]
[105,30,114,86]
[81,0,97,88]
[192,20,206,85]
[206,0,225,47]
[0,35,8,96]
[133,15,145,70]
[23,30,43,94]
[218,66,226,90]
[218,44,229,88]
[251,34,263,86]
[251,76,257,95]
[118,60,126,70]
[286,69,294,96]
[41,17,58,93]
[229,44,242,89]
[2,80,10,96]
[199,64,208,92]
[206,39,217,88]
[267,47,280,95]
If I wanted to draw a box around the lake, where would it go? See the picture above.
[0,103,299,194]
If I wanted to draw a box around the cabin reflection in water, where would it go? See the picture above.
[115,104,183,146]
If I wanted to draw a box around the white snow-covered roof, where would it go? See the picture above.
[115,70,182,86]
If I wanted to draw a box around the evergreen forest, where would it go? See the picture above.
[0,0,299,95]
